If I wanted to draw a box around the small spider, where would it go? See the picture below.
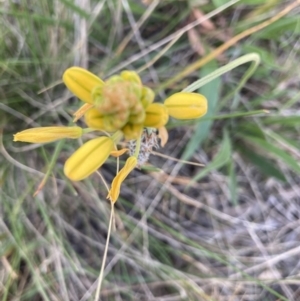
[128,128,159,167]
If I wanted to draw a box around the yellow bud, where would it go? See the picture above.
[85,108,105,130]
[99,81,130,114]
[120,70,142,85]
[63,67,104,104]
[164,92,207,119]
[144,103,169,128]
[107,156,137,202]
[13,127,83,143]
[106,75,124,84]
[128,102,145,124]
[64,137,114,181]
[103,111,129,132]
[141,86,155,108]
[127,83,142,107]
[91,85,104,107]
[122,123,143,140]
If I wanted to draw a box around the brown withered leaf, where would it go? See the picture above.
[192,8,216,31]
[187,27,205,56]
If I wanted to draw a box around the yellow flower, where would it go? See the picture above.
[61,68,208,198]
[63,67,166,139]
[63,67,208,142]
[13,127,83,143]
[13,67,209,202]
[107,156,137,203]
[64,136,114,181]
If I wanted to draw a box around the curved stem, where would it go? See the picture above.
[182,53,260,93]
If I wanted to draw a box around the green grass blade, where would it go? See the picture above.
[242,136,300,174]
[190,130,231,183]
[182,59,221,160]
[228,158,238,205]
[237,144,286,181]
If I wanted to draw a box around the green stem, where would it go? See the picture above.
[111,131,123,143]
[182,53,260,93]
[82,128,97,134]
[133,134,142,158]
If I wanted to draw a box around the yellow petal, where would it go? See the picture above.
[85,108,105,130]
[110,148,129,157]
[63,67,104,104]
[144,103,169,128]
[164,92,207,119]
[13,127,83,143]
[73,103,94,122]
[158,126,168,147]
[107,156,137,202]
[64,137,114,181]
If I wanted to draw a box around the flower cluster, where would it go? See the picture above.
[14,67,207,202]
